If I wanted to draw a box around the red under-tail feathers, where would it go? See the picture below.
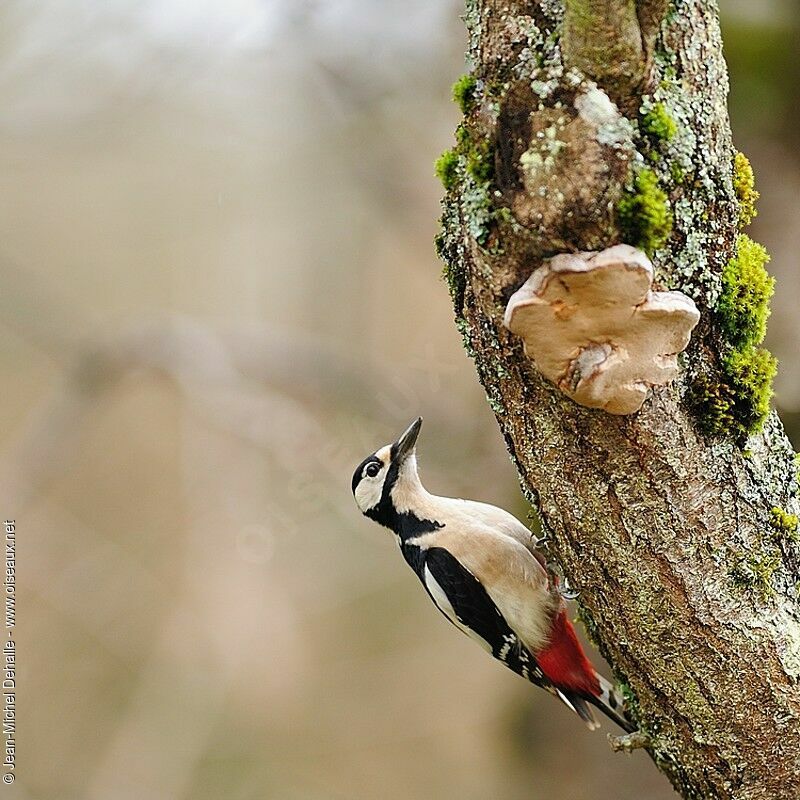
[536,606,600,696]
[535,606,634,732]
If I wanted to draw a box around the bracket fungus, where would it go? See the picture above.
[503,245,700,414]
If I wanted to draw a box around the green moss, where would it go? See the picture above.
[452,74,478,115]
[717,235,774,349]
[693,376,736,436]
[434,119,494,191]
[641,102,677,142]
[436,125,495,192]
[730,549,781,601]
[617,681,642,726]
[455,124,469,147]
[466,136,494,182]
[451,125,498,246]
[695,234,778,439]
[670,163,686,185]
[436,200,467,313]
[617,168,673,255]
[694,348,777,438]
[435,148,459,191]
[435,128,499,296]
[722,347,778,433]
[441,258,465,305]
[434,231,446,260]
[733,151,760,228]
[770,507,799,541]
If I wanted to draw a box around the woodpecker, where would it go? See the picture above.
[351,417,633,732]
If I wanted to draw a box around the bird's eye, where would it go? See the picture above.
[365,463,381,478]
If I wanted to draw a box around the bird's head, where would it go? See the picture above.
[351,417,423,525]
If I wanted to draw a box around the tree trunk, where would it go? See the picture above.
[437,1,800,798]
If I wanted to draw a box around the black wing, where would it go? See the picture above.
[414,546,626,731]
[421,546,547,687]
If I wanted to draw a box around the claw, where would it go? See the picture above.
[559,577,581,601]
[545,562,580,599]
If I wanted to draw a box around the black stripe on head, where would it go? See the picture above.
[369,454,442,540]
[351,438,406,497]
[379,440,406,498]
[351,455,383,495]
[353,440,438,538]
[364,455,401,527]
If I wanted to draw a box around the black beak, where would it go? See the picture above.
[394,417,422,461]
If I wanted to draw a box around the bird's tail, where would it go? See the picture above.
[584,675,635,733]
[555,690,600,731]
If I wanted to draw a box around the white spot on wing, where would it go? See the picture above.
[499,634,515,662]
[423,565,493,653]
[556,689,577,713]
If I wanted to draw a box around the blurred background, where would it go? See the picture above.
[1,1,798,798]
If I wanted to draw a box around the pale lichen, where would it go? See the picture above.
[575,86,635,147]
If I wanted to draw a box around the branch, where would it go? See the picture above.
[440,2,800,797]
[608,729,651,753]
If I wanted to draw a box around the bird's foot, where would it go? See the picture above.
[534,534,550,549]
[546,561,580,599]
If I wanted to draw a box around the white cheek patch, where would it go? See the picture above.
[354,458,390,512]
[355,478,383,512]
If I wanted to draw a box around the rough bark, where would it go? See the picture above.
[438,1,800,798]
